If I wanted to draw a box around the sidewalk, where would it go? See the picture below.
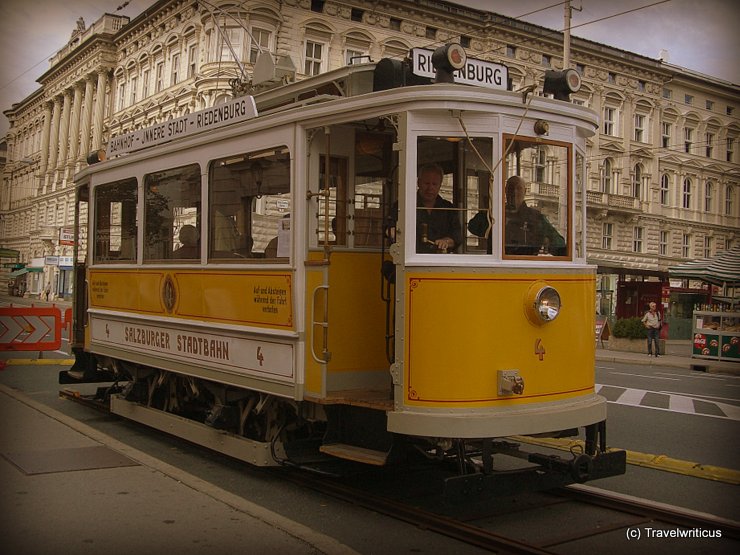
[596,339,740,375]
[0,383,357,555]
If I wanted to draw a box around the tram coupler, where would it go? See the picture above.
[443,449,626,501]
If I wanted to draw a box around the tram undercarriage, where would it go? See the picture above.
[60,356,626,497]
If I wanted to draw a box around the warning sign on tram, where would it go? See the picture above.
[0,306,64,351]
[410,48,508,90]
[107,95,259,158]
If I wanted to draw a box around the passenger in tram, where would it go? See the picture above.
[172,224,200,258]
[503,176,565,255]
[387,164,462,253]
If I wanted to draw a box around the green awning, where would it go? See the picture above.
[9,268,28,277]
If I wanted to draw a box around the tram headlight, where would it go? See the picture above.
[525,282,562,324]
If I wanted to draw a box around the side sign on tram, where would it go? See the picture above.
[410,48,508,90]
[107,95,259,158]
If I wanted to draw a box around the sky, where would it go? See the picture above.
[1,0,738,138]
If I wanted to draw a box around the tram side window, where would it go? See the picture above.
[144,164,202,262]
[209,147,291,261]
[93,178,138,263]
[412,136,492,254]
[502,137,570,258]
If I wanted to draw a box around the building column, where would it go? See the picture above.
[57,89,72,172]
[91,70,109,151]
[46,96,62,183]
[79,76,95,161]
[38,101,52,177]
[67,83,84,171]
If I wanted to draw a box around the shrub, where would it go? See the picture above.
[612,317,647,339]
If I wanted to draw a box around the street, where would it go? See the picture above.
[593,361,740,521]
[1,297,738,531]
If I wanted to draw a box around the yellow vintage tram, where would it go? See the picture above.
[65,45,625,493]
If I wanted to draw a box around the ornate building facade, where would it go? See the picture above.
[1,0,738,330]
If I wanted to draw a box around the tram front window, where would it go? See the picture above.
[502,137,570,257]
[209,147,291,261]
[413,136,492,254]
[144,164,201,262]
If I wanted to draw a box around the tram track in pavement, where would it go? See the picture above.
[275,462,740,554]
[57,387,739,554]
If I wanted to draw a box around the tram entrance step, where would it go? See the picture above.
[319,443,389,466]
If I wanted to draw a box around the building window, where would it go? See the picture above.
[304,40,324,76]
[637,80,646,92]
[632,164,642,198]
[728,106,735,116]
[634,114,645,142]
[705,181,713,212]
[727,185,735,216]
[663,88,672,99]
[542,54,551,67]
[602,223,613,250]
[142,69,150,98]
[659,230,669,256]
[460,35,471,48]
[684,127,693,153]
[187,43,198,78]
[345,49,365,65]
[684,94,693,105]
[170,52,180,85]
[155,61,164,93]
[705,133,714,158]
[601,159,613,193]
[576,63,585,74]
[661,122,671,149]
[682,234,691,258]
[633,226,643,253]
[603,107,616,136]
[506,45,516,58]
[728,138,735,163]
[660,174,670,205]
[607,72,616,84]
[425,26,437,40]
[682,178,692,209]
[130,76,138,105]
[351,8,364,22]
[311,0,325,13]
[219,28,243,62]
[703,236,712,258]
[390,18,401,31]
[249,28,271,65]
[706,100,714,110]
[118,82,126,110]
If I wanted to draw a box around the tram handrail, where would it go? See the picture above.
[310,284,331,364]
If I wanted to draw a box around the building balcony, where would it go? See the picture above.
[585,190,642,217]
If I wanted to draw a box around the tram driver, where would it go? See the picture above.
[387,163,462,253]
[503,176,564,255]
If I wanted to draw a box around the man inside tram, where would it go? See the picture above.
[504,176,565,255]
[387,163,462,253]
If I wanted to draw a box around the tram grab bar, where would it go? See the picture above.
[310,284,331,364]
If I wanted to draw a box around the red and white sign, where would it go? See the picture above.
[0,306,64,351]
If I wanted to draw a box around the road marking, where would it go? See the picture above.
[596,384,739,421]
[608,371,680,381]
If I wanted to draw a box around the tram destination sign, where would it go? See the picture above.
[107,95,258,158]
[410,48,508,90]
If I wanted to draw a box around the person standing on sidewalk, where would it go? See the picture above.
[641,302,662,357]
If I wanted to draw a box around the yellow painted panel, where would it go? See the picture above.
[405,272,595,407]
[304,256,326,395]
[327,252,389,374]
[88,269,293,329]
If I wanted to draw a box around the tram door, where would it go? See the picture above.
[304,124,395,400]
